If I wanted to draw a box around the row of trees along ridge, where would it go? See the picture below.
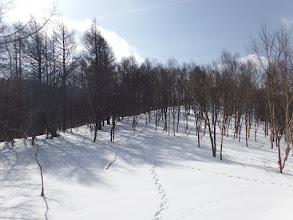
[0,11,292,173]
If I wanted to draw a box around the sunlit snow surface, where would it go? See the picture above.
[1,112,293,220]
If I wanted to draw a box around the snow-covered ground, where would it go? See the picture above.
[1,112,293,220]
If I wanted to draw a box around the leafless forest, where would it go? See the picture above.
[0,3,293,173]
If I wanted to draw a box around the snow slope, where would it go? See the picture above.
[1,112,293,220]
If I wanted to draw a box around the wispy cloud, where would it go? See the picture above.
[99,0,195,19]
[281,17,293,28]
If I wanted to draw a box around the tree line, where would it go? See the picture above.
[0,11,292,173]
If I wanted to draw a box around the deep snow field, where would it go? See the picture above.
[1,112,293,220]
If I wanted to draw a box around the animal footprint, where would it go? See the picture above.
[151,165,168,220]
[154,211,160,217]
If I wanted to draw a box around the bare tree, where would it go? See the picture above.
[250,24,293,173]
[82,19,116,142]
[55,21,77,132]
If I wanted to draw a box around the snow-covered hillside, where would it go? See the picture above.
[1,112,293,220]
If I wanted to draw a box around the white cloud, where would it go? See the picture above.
[239,54,268,71]
[4,0,144,63]
[98,27,144,63]
[59,17,92,33]
[5,0,55,22]
[281,17,293,29]
[59,17,144,63]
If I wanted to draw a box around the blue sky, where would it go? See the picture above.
[9,0,293,64]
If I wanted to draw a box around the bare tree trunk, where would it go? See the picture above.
[276,135,283,173]
[195,113,201,148]
[238,116,241,142]
[197,127,200,148]
[164,108,167,132]
[176,107,180,133]
[185,111,189,132]
[282,100,291,170]
[254,119,258,142]
[149,111,151,123]
[155,110,158,131]
[270,107,275,149]
[226,116,230,137]
[93,119,98,142]
[264,117,267,138]
[203,119,207,136]
[132,115,138,134]
[205,113,216,157]
[248,113,251,138]
[245,114,249,147]
[172,107,176,136]
[220,115,225,160]
[35,142,45,196]
[168,108,171,136]
[213,112,217,152]
[110,116,116,142]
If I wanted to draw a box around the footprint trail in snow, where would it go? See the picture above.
[150,165,168,220]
